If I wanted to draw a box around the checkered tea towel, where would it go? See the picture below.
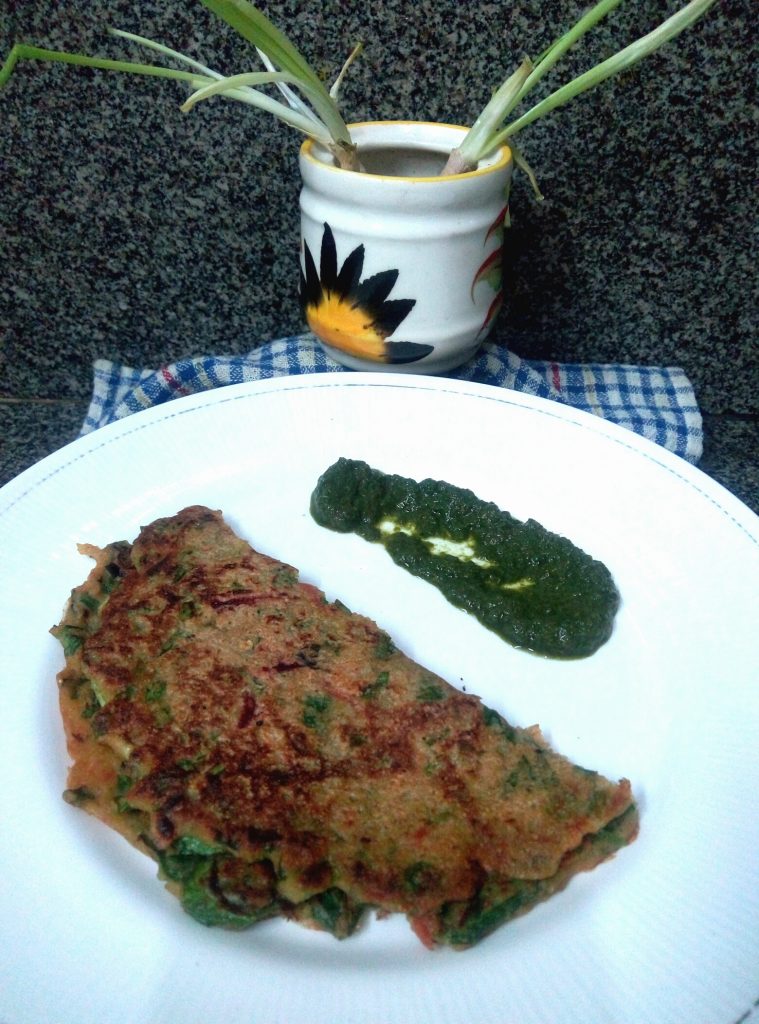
[82,334,703,463]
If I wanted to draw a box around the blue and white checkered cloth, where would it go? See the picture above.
[82,334,703,463]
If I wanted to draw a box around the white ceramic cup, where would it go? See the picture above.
[299,121,513,374]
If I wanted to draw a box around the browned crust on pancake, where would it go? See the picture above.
[54,506,637,944]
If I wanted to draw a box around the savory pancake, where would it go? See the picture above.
[53,506,637,947]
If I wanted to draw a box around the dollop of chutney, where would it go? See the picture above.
[310,458,619,659]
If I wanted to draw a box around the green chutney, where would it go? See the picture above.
[310,458,619,659]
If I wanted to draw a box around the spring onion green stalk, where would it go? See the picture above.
[446,0,718,178]
[0,0,360,169]
[329,43,365,102]
[110,30,339,143]
[442,59,534,177]
[445,0,624,177]
[0,0,718,182]
[195,0,357,166]
[0,42,209,90]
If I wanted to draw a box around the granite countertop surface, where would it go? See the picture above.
[1,0,757,514]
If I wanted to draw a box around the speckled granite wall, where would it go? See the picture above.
[1,1,756,413]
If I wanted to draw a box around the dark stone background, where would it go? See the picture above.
[1,0,757,507]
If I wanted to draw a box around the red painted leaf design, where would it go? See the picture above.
[471,247,503,300]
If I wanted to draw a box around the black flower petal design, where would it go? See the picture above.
[300,223,431,364]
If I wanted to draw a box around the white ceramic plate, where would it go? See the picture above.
[1,374,757,1024]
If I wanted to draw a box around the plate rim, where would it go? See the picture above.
[2,373,757,544]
